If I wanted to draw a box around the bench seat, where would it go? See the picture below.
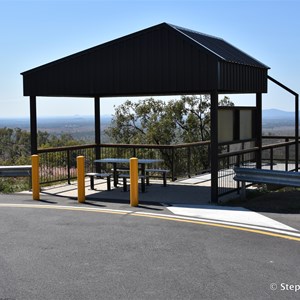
[86,172,112,191]
[145,169,170,187]
[118,174,147,192]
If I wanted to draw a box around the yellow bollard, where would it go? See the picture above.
[130,157,139,207]
[77,156,85,203]
[31,154,40,200]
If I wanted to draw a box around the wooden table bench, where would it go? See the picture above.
[233,167,300,199]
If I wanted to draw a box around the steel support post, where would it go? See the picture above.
[94,97,101,172]
[30,96,38,155]
[210,90,219,203]
[256,93,262,169]
[295,94,299,171]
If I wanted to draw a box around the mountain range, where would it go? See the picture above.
[0,110,297,129]
[262,109,296,120]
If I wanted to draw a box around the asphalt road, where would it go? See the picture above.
[0,194,299,300]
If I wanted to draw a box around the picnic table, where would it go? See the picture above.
[94,158,164,189]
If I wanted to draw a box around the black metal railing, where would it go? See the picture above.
[37,141,210,185]
[217,136,297,197]
[37,137,298,198]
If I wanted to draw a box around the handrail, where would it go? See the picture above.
[35,137,298,187]
[218,147,259,158]
[37,144,96,153]
[37,141,211,153]
[262,136,295,140]
[261,140,295,150]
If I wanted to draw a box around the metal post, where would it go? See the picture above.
[295,94,299,171]
[270,149,273,170]
[31,154,40,200]
[30,96,38,155]
[285,138,289,171]
[130,157,139,207]
[187,147,191,178]
[77,156,85,203]
[171,147,175,181]
[256,93,262,169]
[94,97,101,172]
[210,90,219,203]
[67,149,71,184]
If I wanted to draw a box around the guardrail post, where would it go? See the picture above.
[130,157,139,207]
[31,154,40,200]
[77,156,85,203]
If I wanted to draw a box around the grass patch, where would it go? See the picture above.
[0,178,30,193]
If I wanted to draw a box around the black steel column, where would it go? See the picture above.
[295,94,299,171]
[30,96,38,155]
[256,93,262,169]
[210,90,219,203]
[94,97,101,172]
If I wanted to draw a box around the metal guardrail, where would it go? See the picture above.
[217,138,297,197]
[233,167,300,187]
[233,166,300,199]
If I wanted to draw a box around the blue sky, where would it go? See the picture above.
[0,0,299,118]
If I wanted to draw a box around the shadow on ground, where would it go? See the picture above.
[224,189,300,214]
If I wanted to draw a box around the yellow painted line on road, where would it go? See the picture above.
[0,203,131,215]
[1,203,300,242]
[132,213,300,242]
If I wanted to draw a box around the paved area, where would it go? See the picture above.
[17,177,300,238]
[1,172,300,299]
[0,193,300,300]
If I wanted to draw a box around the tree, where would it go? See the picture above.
[106,95,234,144]
[105,95,234,174]
[0,127,86,192]
[106,98,177,145]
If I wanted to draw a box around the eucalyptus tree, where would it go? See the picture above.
[106,95,233,145]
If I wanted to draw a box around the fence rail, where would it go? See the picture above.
[37,137,298,198]
[37,141,210,185]
[217,137,297,197]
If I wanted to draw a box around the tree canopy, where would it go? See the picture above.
[106,95,233,144]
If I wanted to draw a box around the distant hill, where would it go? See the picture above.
[0,115,112,130]
[262,109,295,120]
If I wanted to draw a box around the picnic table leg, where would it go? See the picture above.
[90,176,95,190]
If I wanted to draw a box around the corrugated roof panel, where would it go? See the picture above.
[21,22,268,96]
[169,24,269,69]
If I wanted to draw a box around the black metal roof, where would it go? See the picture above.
[22,22,269,97]
[170,24,269,68]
